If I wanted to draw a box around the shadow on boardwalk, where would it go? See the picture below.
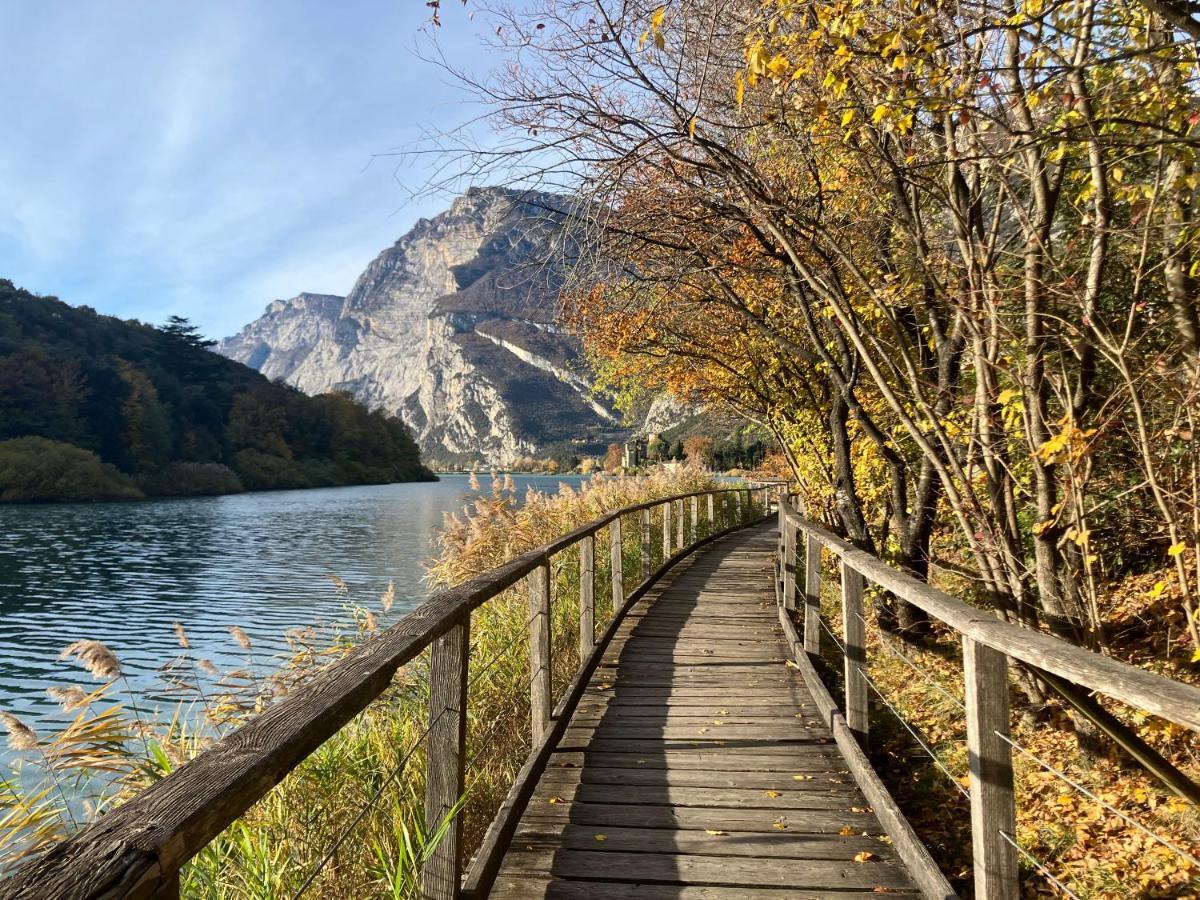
[487,525,919,898]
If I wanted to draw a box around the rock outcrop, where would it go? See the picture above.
[220,188,621,464]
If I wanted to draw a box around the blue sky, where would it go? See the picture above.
[0,1,492,338]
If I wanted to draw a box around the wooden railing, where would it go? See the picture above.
[3,483,777,900]
[775,497,1200,900]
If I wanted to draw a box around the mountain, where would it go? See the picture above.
[219,187,622,466]
[0,281,432,502]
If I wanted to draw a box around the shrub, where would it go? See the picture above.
[139,462,244,497]
[0,437,143,502]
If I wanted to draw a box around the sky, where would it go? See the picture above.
[0,0,494,339]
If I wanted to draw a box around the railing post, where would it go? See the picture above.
[579,533,595,660]
[675,498,684,549]
[782,521,797,612]
[610,516,624,607]
[964,636,1019,900]
[528,561,552,740]
[662,500,672,560]
[741,488,750,522]
[689,495,699,545]
[641,507,651,578]
[803,532,821,656]
[706,492,715,536]
[841,562,868,745]
[424,612,469,900]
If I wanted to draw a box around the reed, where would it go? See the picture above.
[0,468,734,897]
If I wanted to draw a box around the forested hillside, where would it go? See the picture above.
[0,280,433,501]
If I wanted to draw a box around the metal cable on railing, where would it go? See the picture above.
[993,729,1200,867]
[859,668,970,801]
[289,704,447,899]
[813,610,969,799]
[998,830,1084,900]
[870,623,967,713]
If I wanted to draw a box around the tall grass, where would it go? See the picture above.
[0,468,741,897]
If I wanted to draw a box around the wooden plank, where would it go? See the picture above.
[964,636,1018,900]
[497,848,915,890]
[488,877,917,900]
[510,822,894,861]
[579,533,594,660]
[529,561,553,740]
[515,802,881,834]
[842,561,868,745]
[423,618,469,900]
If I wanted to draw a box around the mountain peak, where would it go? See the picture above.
[220,188,618,465]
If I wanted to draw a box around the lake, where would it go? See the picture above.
[0,474,587,737]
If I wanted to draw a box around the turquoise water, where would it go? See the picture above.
[0,475,587,734]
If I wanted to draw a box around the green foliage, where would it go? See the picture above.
[0,280,434,501]
[0,437,143,502]
[136,462,244,497]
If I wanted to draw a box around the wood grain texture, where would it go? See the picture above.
[488,526,918,898]
[579,534,595,660]
[841,562,868,745]
[779,506,1200,731]
[424,619,469,900]
[964,637,1018,900]
[803,532,821,657]
[529,562,553,741]
[610,517,624,608]
[641,507,652,578]
[662,501,672,561]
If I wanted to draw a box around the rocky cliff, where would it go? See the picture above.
[219,188,620,465]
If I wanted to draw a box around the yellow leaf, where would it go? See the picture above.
[1149,581,1167,599]
[653,31,665,50]
[872,103,890,123]
[764,790,782,798]
[841,108,855,126]
[772,821,788,830]
[650,6,666,28]
[1168,541,1187,557]
[853,851,876,863]
[548,796,564,804]
[705,829,726,835]
[792,774,813,781]
[1191,648,1200,663]
[839,825,856,836]
[594,834,607,841]
[688,117,696,140]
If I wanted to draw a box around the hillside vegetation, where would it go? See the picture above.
[0,280,432,501]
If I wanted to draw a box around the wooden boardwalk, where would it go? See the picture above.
[489,524,918,899]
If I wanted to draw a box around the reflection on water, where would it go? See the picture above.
[0,474,584,736]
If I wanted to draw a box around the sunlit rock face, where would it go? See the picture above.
[220,188,619,464]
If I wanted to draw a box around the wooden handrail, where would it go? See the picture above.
[775,499,1200,900]
[777,503,1200,731]
[3,484,777,900]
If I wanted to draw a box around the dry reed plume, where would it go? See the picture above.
[57,641,121,681]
